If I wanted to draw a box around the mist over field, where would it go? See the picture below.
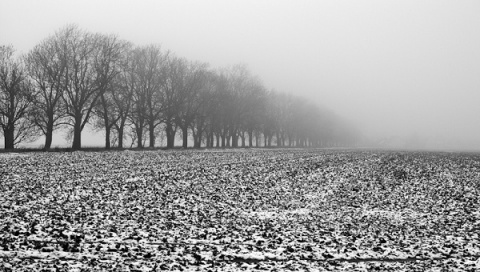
[1,0,480,150]
[2,2,480,270]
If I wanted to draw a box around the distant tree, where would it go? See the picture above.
[214,73,231,147]
[110,46,136,148]
[240,76,267,147]
[262,90,278,147]
[93,82,120,149]
[159,55,185,148]
[284,96,306,146]
[227,65,248,147]
[143,46,167,148]
[92,37,130,149]
[175,61,209,148]
[190,70,217,148]
[0,45,38,149]
[270,92,291,147]
[215,65,254,147]
[25,34,68,149]
[127,47,147,148]
[201,72,224,148]
[127,45,166,148]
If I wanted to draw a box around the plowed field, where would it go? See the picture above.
[1,149,479,271]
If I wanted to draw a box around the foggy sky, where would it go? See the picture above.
[1,0,480,150]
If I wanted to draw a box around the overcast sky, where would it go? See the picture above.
[1,0,480,149]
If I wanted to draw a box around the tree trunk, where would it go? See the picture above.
[248,130,253,147]
[149,120,155,148]
[4,125,14,149]
[193,136,199,148]
[204,132,209,147]
[235,134,240,147]
[101,96,111,149]
[118,124,124,148]
[166,121,175,148]
[226,135,231,147]
[136,125,143,148]
[194,130,203,148]
[44,119,54,150]
[231,130,237,147]
[72,116,82,150]
[105,127,111,149]
[182,126,188,148]
[206,132,212,147]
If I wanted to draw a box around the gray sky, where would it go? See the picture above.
[1,0,480,149]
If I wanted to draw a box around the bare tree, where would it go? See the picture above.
[58,25,122,149]
[283,96,305,146]
[242,77,267,147]
[92,83,120,149]
[0,45,38,149]
[57,26,98,149]
[223,65,256,147]
[269,92,290,147]
[143,46,166,148]
[126,48,145,148]
[159,55,185,148]
[205,73,224,148]
[25,34,68,149]
[214,73,231,147]
[127,45,164,148]
[190,70,217,148]
[110,46,136,148]
[92,37,130,149]
[175,60,209,148]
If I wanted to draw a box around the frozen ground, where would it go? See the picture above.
[0,149,479,271]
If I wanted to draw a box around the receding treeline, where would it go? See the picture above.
[0,25,359,150]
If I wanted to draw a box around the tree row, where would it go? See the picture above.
[0,25,359,150]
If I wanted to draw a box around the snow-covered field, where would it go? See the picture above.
[0,149,479,271]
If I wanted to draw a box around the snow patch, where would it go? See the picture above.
[0,153,29,157]
[246,208,311,219]
[361,208,428,222]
